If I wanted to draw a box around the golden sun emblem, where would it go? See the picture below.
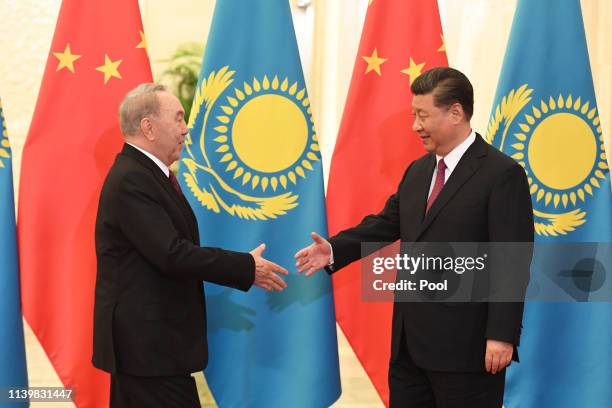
[181,66,321,221]
[212,75,320,192]
[486,86,609,236]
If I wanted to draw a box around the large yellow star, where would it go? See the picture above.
[136,30,147,50]
[52,44,81,73]
[95,54,123,84]
[400,58,426,84]
[362,48,388,76]
[438,34,446,52]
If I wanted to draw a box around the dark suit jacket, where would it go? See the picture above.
[93,144,255,376]
[328,134,534,372]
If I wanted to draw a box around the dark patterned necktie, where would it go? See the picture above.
[169,172,182,195]
[426,158,446,214]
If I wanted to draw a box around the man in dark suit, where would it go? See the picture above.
[295,67,534,407]
[93,83,288,407]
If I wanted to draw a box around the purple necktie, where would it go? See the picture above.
[169,172,182,195]
[426,159,446,214]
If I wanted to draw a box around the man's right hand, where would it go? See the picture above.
[294,232,332,276]
[249,244,288,292]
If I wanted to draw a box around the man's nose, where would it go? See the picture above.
[412,118,422,132]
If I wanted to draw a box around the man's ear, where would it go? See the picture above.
[140,117,154,141]
[449,103,465,124]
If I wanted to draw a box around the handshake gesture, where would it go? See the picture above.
[249,232,331,292]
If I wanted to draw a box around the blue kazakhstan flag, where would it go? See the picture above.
[0,100,28,406]
[486,0,612,406]
[178,1,341,406]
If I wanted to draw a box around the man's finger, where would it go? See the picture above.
[311,232,325,244]
[251,243,265,256]
[485,353,493,373]
[267,260,288,275]
[294,247,308,259]
[268,272,287,289]
[491,354,501,374]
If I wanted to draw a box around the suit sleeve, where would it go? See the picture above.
[485,163,534,344]
[116,171,255,291]
[327,164,413,273]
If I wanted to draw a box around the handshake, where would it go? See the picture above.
[250,232,331,292]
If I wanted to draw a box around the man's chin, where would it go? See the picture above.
[420,139,436,153]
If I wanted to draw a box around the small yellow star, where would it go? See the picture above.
[52,44,81,73]
[438,34,446,53]
[362,48,388,76]
[401,57,426,84]
[136,30,147,50]
[95,54,123,84]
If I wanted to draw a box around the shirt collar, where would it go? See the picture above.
[126,142,170,177]
[435,130,476,173]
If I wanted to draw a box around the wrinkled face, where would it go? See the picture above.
[149,91,187,166]
[412,92,458,156]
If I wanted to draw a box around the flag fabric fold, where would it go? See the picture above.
[0,100,28,408]
[486,1,612,406]
[18,1,152,406]
[178,0,340,406]
[326,0,447,404]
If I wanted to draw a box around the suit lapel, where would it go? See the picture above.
[121,144,199,242]
[416,135,488,240]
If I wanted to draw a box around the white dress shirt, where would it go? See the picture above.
[427,130,476,199]
[127,142,170,178]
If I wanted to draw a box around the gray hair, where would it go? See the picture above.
[119,83,167,136]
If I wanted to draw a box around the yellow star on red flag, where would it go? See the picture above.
[52,44,81,73]
[95,54,123,84]
[400,57,426,84]
[136,30,147,50]
[438,34,446,52]
[362,48,388,76]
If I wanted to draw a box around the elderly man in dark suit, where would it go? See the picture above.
[93,83,288,408]
[296,67,533,408]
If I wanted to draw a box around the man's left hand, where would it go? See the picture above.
[485,339,513,374]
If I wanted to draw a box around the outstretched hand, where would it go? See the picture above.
[250,244,288,292]
[294,232,332,277]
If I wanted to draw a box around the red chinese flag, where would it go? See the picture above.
[327,0,447,405]
[18,1,152,406]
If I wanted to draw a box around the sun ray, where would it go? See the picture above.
[227,96,238,107]
[241,172,251,185]
[251,175,260,189]
[288,171,296,184]
[289,82,298,95]
[226,161,238,171]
